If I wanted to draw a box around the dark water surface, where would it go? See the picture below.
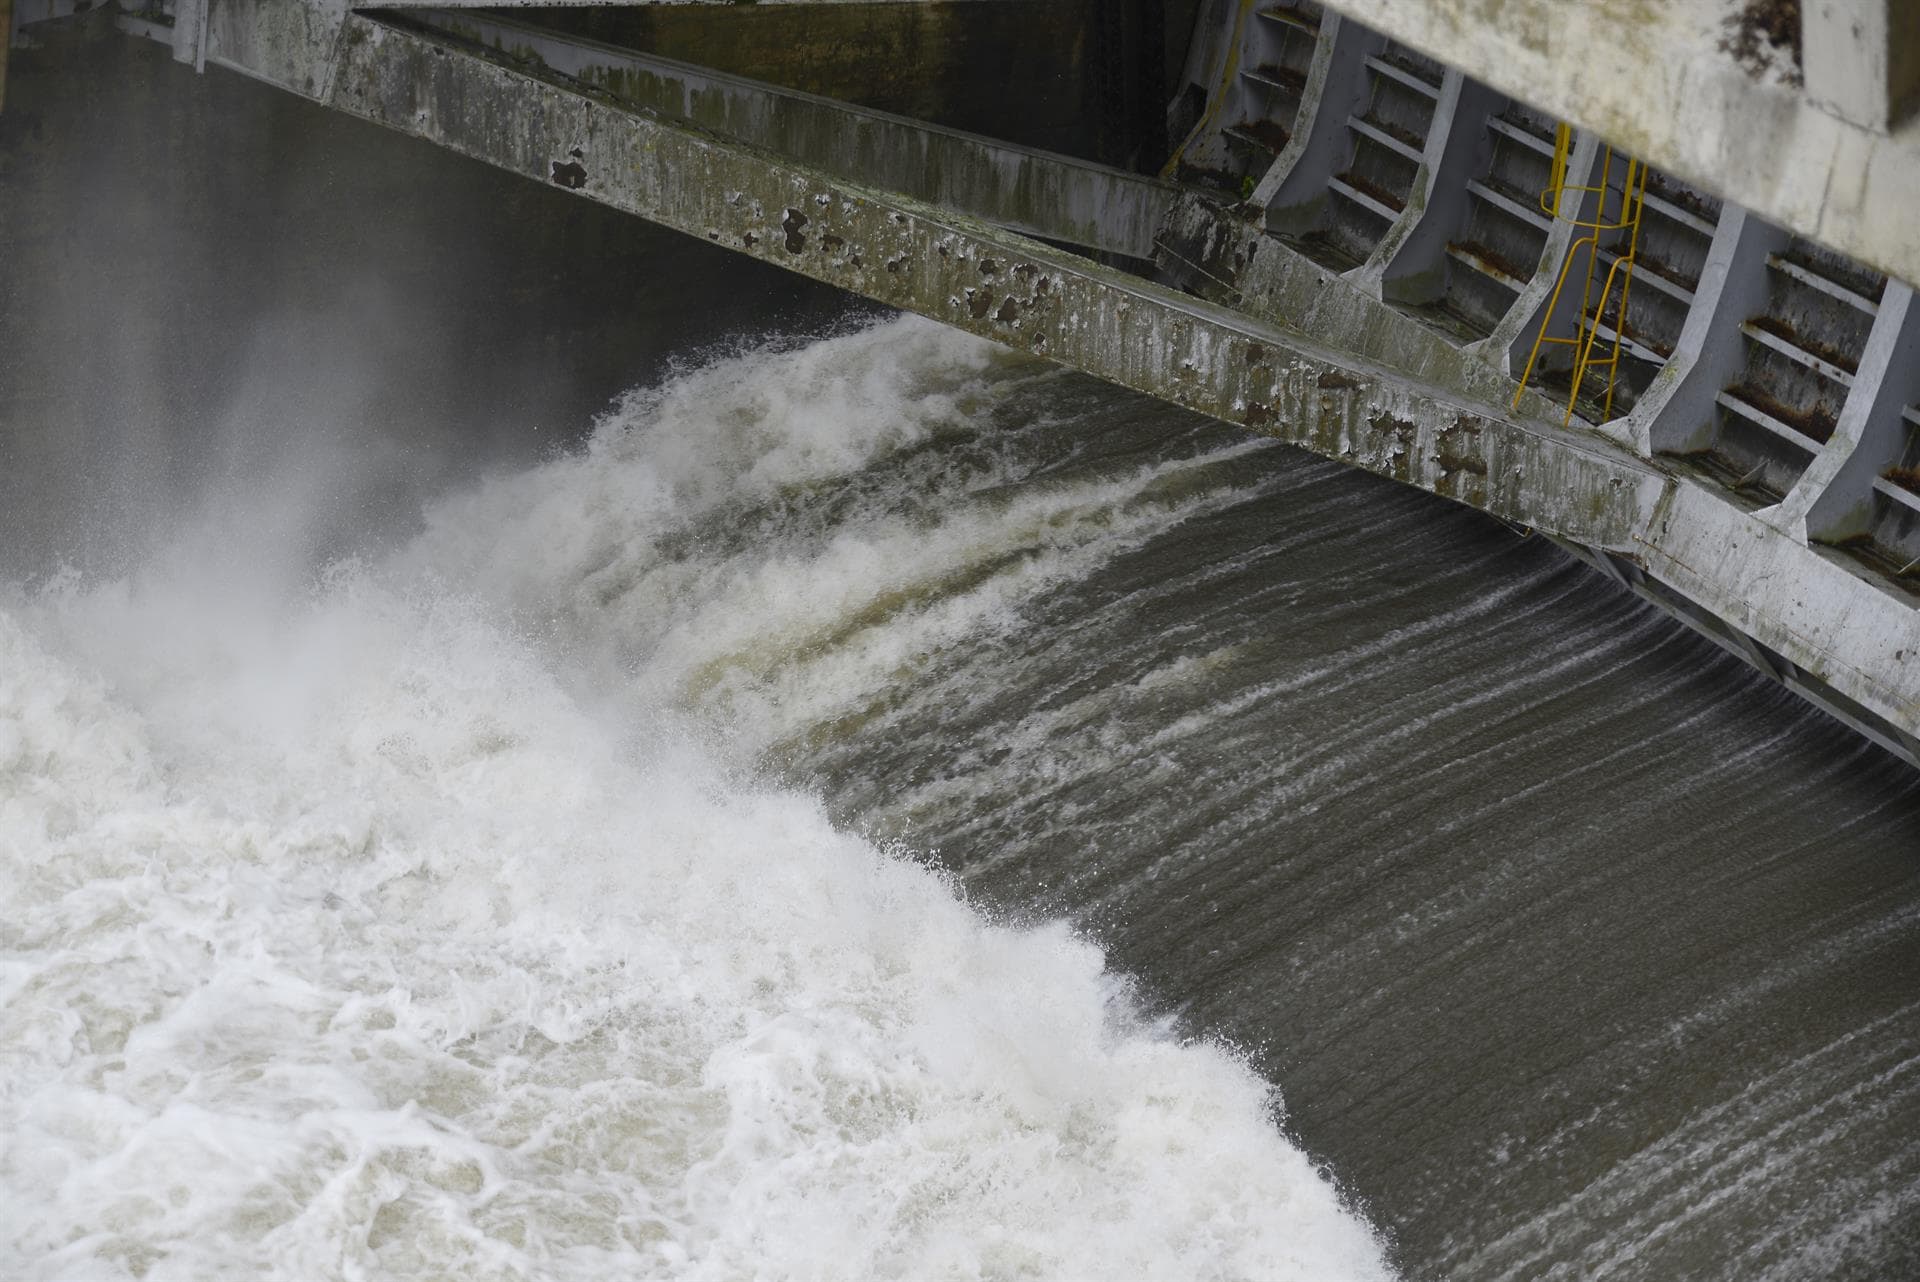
[780,370,1920,1278]
[7,36,1920,1282]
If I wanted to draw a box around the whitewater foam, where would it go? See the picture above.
[0,317,1391,1280]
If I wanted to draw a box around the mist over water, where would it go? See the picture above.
[0,310,1392,1280]
[8,33,1920,1282]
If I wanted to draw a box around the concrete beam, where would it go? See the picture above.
[1805,0,1920,132]
[173,0,208,71]
[330,16,1628,519]
[397,8,1174,260]
[1374,77,1502,308]
[1795,282,1920,541]
[1316,0,1920,293]
[114,1,1920,765]
[1254,12,1376,215]
[1633,207,1790,458]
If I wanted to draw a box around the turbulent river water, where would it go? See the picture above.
[6,42,1920,1282]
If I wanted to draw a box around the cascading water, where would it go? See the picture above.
[8,40,1920,1282]
[0,320,1395,1281]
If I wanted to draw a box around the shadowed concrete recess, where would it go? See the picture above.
[11,0,1918,768]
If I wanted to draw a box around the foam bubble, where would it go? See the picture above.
[1,318,1392,1280]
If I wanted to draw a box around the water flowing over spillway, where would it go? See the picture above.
[0,320,1396,1280]
[8,310,1920,1279]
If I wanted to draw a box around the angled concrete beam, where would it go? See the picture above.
[1632,207,1790,458]
[396,8,1175,259]
[1254,13,1377,216]
[1362,74,1502,297]
[333,15,1621,517]
[1791,283,1920,541]
[173,0,208,71]
[1479,129,1600,377]
[366,1,1011,6]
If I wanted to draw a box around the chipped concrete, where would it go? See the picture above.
[398,8,1177,259]
[109,0,1920,767]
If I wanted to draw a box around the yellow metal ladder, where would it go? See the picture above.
[1512,126,1650,425]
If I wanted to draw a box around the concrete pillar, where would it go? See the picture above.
[173,0,207,72]
[1632,207,1790,458]
[1788,282,1920,541]
[1475,129,1600,377]
[1804,0,1920,132]
[1254,14,1380,221]
[1368,75,1502,303]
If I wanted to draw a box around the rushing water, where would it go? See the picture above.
[0,321,1393,1280]
[7,41,1920,1282]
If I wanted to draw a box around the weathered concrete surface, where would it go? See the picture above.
[499,0,1099,159]
[1317,0,1920,293]
[400,9,1175,259]
[108,2,1920,765]
[1804,0,1920,131]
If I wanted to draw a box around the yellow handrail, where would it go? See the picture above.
[1512,126,1649,426]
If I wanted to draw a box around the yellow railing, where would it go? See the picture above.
[1512,125,1649,425]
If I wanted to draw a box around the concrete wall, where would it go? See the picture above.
[519,1,1100,159]
[55,0,1920,768]
[399,9,1178,260]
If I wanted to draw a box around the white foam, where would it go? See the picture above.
[0,317,1392,1280]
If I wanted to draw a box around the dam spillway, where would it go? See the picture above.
[6,11,1920,1280]
[13,0,1914,769]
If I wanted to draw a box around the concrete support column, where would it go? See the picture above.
[1632,207,1790,458]
[173,0,208,72]
[1804,0,1920,132]
[1366,76,1502,302]
[1474,129,1600,377]
[1255,14,1380,222]
[1782,283,1920,541]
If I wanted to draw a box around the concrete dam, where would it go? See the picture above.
[9,4,1920,1279]
[9,0,1912,768]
